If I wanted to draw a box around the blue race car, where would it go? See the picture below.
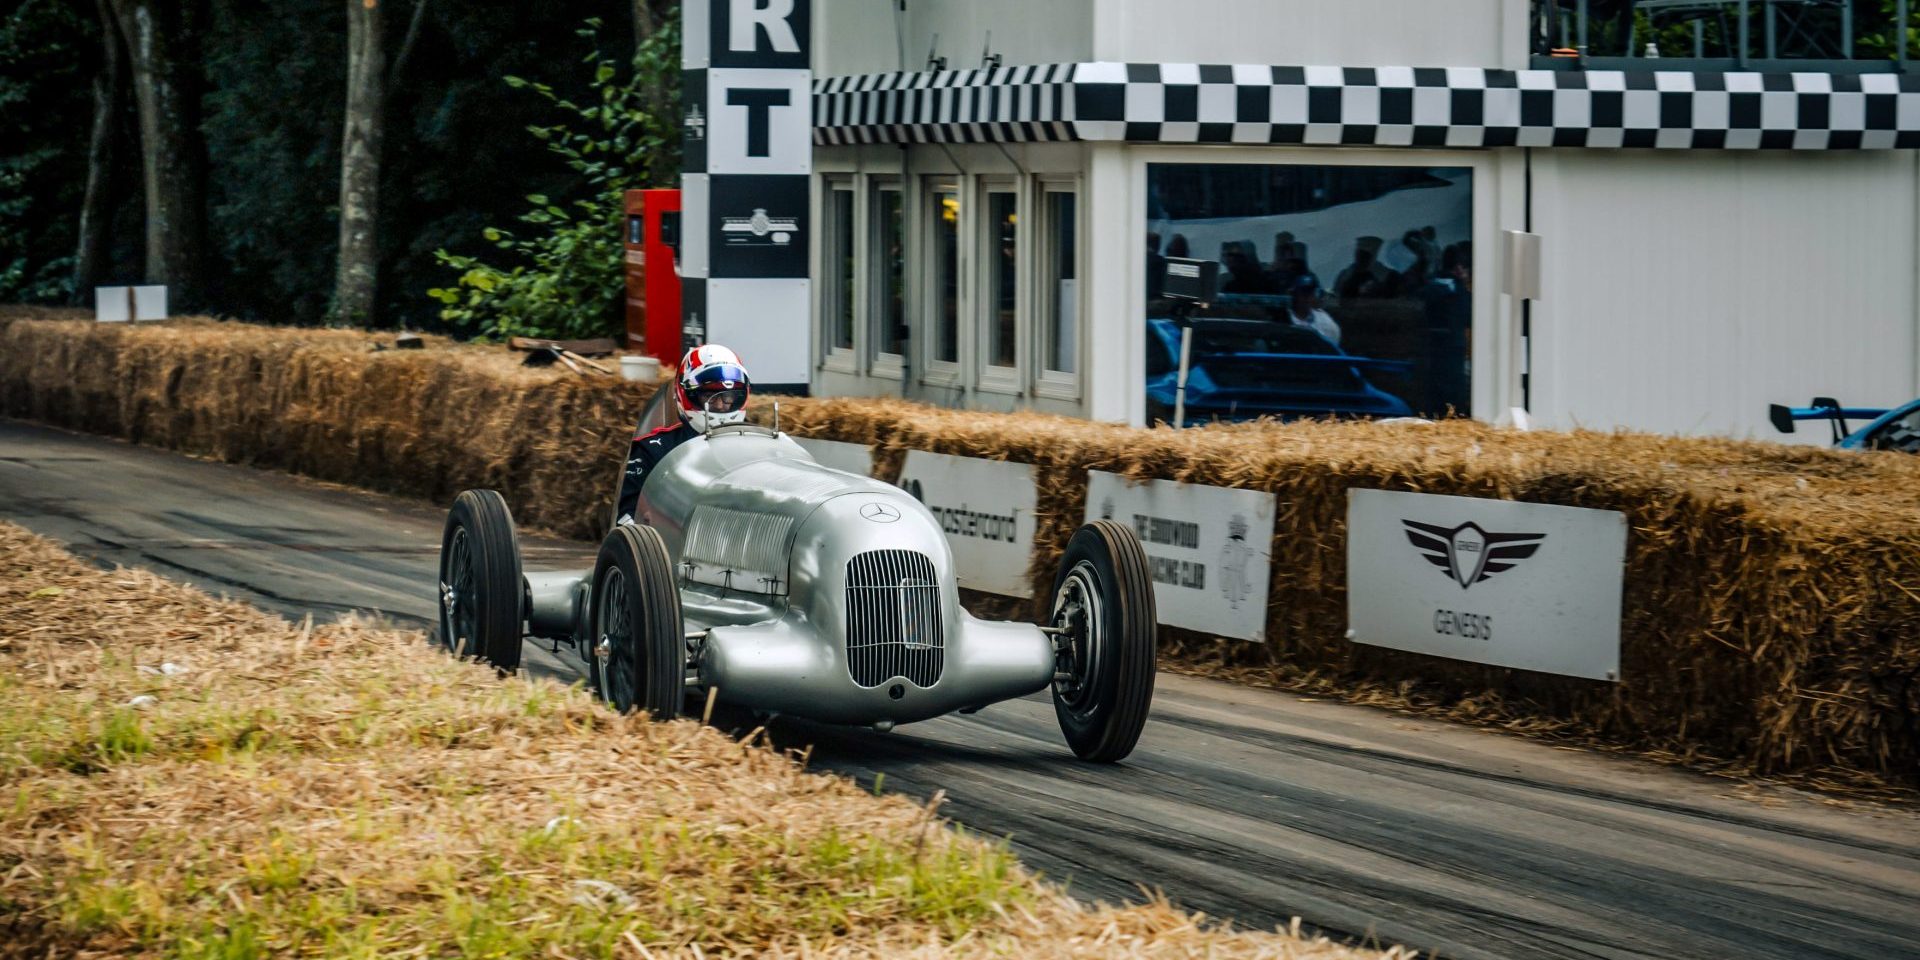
[1145,317,1413,424]
[1769,396,1920,453]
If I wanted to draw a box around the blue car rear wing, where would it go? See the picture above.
[1768,397,1891,444]
[1201,352,1415,375]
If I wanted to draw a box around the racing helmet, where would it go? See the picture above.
[675,344,751,432]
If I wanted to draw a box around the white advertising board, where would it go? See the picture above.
[795,437,872,477]
[1346,489,1627,681]
[1085,471,1276,641]
[95,285,167,322]
[897,451,1038,598]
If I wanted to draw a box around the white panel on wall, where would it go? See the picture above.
[1532,149,1919,442]
[1102,0,1506,69]
[814,0,1094,79]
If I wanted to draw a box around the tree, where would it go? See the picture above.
[72,0,127,302]
[332,0,386,326]
[430,16,681,341]
[106,0,210,310]
[0,0,95,303]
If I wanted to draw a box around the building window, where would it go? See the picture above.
[1145,163,1474,425]
[1039,186,1078,376]
[926,181,961,367]
[982,184,1019,373]
[823,180,856,355]
[870,180,906,360]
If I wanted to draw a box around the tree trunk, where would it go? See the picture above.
[333,0,385,326]
[107,0,210,311]
[72,0,128,303]
[631,0,657,54]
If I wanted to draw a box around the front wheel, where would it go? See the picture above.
[1049,520,1158,763]
[588,524,685,719]
[437,489,524,674]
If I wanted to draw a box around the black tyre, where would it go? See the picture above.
[1048,520,1158,763]
[437,489,524,674]
[588,525,685,719]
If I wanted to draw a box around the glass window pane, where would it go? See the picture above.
[986,190,1018,369]
[1145,163,1474,424]
[872,186,905,356]
[827,187,854,351]
[1042,190,1077,374]
[931,186,959,364]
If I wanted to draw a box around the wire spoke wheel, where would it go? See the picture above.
[588,525,684,719]
[435,490,522,673]
[596,567,638,709]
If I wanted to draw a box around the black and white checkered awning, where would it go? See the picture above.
[814,61,1920,150]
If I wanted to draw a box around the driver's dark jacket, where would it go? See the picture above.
[614,419,695,524]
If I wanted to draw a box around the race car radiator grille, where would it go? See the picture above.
[844,550,944,688]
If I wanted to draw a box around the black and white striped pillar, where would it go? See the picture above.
[681,0,812,392]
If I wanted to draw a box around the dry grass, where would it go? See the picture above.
[0,520,1402,959]
[4,307,1917,788]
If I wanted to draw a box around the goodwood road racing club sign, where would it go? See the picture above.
[1346,489,1627,681]
[681,0,812,389]
[1085,471,1276,642]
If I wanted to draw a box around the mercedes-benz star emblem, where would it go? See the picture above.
[860,502,901,523]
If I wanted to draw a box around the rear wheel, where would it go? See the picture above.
[1049,520,1158,762]
[589,525,685,719]
[437,489,524,674]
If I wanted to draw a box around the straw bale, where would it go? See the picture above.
[4,308,1918,787]
[0,520,1400,958]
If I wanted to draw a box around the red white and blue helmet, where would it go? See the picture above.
[675,344,750,431]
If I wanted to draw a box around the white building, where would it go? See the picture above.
[801,0,1920,440]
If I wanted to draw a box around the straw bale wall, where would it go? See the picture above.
[4,309,1917,785]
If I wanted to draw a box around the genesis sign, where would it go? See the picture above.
[681,0,812,389]
[1347,489,1627,681]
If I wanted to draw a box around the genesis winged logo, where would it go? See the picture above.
[1402,520,1545,590]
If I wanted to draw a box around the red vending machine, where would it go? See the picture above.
[622,188,682,367]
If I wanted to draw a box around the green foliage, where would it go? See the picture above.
[1857,0,1920,59]
[0,0,93,304]
[430,17,681,341]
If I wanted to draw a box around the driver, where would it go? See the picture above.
[613,344,751,526]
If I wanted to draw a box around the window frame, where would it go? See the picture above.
[1032,175,1082,400]
[817,174,859,374]
[919,175,966,388]
[974,175,1024,395]
[866,176,907,381]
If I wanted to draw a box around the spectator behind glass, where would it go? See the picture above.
[1285,273,1341,346]
[1221,247,1276,294]
[1397,229,1434,289]
[1334,235,1399,300]
[1165,234,1190,259]
[1415,242,1473,417]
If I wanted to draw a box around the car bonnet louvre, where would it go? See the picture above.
[681,506,793,593]
[843,550,944,689]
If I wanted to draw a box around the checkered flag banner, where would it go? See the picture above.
[815,61,1920,150]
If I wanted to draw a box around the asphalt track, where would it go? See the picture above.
[4,418,1918,960]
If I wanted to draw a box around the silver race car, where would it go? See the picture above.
[435,389,1158,762]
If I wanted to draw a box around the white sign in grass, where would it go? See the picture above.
[897,451,1038,598]
[795,437,873,477]
[1346,489,1627,681]
[1084,471,1276,641]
